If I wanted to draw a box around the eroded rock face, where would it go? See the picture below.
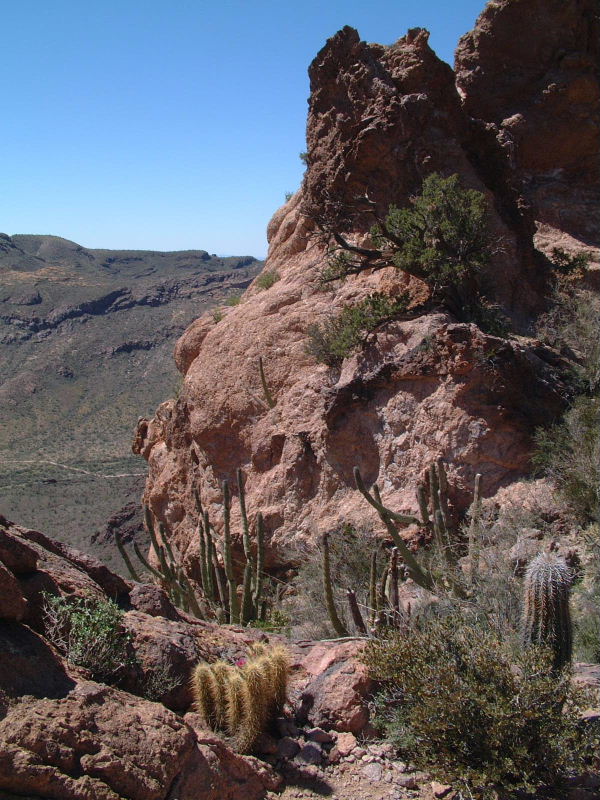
[133,2,598,583]
[455,0,600,248]
[0,521,284,799]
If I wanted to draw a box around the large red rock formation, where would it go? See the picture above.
[0,518,375,796]
[455,0,600,248]
[134,0,596,576]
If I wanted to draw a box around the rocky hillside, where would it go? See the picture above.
[134,0,598,574]
[0,234,261,567]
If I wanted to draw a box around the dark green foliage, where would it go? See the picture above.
[550,247,590,276]
[320,174,498,328]
[43,593,133,684]
[363,616,599,797]
[534,396,600,523]
[371,173,490,292]
[305,291,410,367]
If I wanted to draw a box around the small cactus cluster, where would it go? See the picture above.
[191,643,289,752]
[118,467,269,625]
[522,551,573,671]
[323,461,483,636]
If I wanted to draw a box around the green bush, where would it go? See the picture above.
[305,291,409,367]
[321,173,497,327]
[255,270,280,290]
[43,593,133,684]
[534,396,600,523]
[225,294,242,307]
[363,615,599,798]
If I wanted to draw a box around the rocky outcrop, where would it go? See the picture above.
[0,518,376,797]
[455,0,600,250]
[136,2,597,584]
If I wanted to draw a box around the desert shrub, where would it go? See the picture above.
[141,656,181,702]
[211,308,223,323]
[284,523,375,638]
[573,523,600,663]
[305,291,409,367]
[255,270,280,290]
[43,593,133,684]
[534,396,600,523]
[225,294,242,307]
[319,173,502,329]
[364,615,599,798]
[537,285,599,395]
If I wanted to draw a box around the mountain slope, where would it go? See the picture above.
[0,234,262,567]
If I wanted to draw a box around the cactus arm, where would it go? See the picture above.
[417,484,430,525]
[354,468,422,525]
[254,513,265,617]
[116,534,140,582]
[258,356,276,409]
[322,533,349,637]
[222,480,240,624]
[237,468,255,574]
[468,473,482,586]
[389,547,400,614]
[133,542,167,581]
[240,561,254,624]
[369,548,378,624]
[347,589,368,635]
[355,468,434,591]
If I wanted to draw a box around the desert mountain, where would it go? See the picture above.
[0,234,261,568]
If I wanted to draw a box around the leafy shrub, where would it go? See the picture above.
[320,173,497,327]
[211,308,223,323]
[305,291,409,367]
[573,523,600,663]
[537,286,599,396]
[255,270,280,290]
[534,396,600,523]
[371,173,490,290]
[43,593,133,684]
[363,615,599,798]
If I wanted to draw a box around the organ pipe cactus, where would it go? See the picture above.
[117,465,270,626]
[322,462,484,635]
[522,551,573,671]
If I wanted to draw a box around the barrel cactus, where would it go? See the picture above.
[522,551,573,671]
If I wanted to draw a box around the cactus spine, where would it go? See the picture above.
[191,644,289,753]
[522,552,573,671]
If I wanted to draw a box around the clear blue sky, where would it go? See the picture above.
[1,0,486,258]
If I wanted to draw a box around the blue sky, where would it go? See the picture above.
[1,0,486,258]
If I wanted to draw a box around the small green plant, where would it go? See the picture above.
[192,643,289,752]
[364,615,599,798]
[550,247,590,277]
[255,270,280,290]
[305,291,409,367]
[211,308,223,323]
[284,191,294,202]
[299,151,309,166]
[225,294,242,307]
[43,593,133,684]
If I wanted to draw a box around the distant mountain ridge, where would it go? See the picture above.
[0,232,262,569]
